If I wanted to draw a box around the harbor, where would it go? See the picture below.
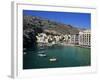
[23,45,90,69]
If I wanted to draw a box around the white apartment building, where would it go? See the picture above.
[79,30,91,46]
[70,34,79,45]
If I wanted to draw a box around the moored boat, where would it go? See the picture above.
[49,58,57,62]
[38,53,47,57]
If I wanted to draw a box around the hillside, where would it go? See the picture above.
[23,15,80,35]
[23,15,80,48]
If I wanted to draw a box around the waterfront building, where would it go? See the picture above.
[79,30,91,47]
[70,34,79,45]
[36,30,91,47]
[66,35,71,44]
[36,33,48,43]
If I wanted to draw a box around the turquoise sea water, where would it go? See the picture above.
[23,46,90,69]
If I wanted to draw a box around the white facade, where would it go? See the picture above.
[36,33,48,43]
[79,30,91,46]
[36,30,91,47]
[70,34,79,44]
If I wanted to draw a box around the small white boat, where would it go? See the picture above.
[49,58,57,62]
[38,53,46,57]
[38,51,45,54]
